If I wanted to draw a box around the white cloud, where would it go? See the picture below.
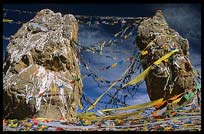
[126,93,150,105]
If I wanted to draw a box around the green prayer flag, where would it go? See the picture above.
[195,83,201,90]
[184,92,194,100]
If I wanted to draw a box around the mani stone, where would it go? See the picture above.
[136,10,198,105]
[3,9,83,120]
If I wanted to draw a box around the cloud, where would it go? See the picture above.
[126,93,150,105]
[79,24,111,46]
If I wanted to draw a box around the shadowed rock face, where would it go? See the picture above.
[136,10,198,103]
[3,9,83,120]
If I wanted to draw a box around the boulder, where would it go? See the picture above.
[136,10,198,105]
[3,9,83,120]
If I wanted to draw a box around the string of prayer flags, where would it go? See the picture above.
[123,49,179,87]
[3,8,145,27]
[4,91,201,129]
[95,56,137,72]
[86,61,135,111]
[3,8,37,14]
[80,82,201,121]
[3,93,201,131]
[82,57,140,88]
[86,80,118,111]
[81,54,141,90]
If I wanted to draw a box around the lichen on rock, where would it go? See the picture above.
[3,9,83,120]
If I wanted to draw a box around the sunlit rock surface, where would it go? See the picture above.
[136,10,199,104]
[3,9,83,120]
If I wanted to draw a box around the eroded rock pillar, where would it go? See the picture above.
[136,10,198,105]
[3,9,83,120]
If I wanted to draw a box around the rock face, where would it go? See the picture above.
[3,9,83,120]
[136,10,198,103]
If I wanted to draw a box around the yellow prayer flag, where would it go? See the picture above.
[172,96,182,105]
[111,63,117,68]
[3,19,13,23]
[141,50,148,56]
[124,35,128,39]
[169,88,173,94]
[85,120,91,125]
[51,85,57,92]
[114,32,120,37]
[123,49,179,87]
[87,81,117,111]
[153,49,179,65]
[123,66,151,87]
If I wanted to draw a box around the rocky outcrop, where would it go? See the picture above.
[136,10,198,104]
[3,9,83,120]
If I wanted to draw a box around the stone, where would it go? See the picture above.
[3,9,83,120]
[136,10,198,105]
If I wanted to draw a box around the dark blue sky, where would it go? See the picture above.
[2,4,177,17]
[3,4,201,112]
[3,4,201,57]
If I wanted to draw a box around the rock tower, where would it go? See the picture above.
[136,10,198,104]
[3,9,83,120]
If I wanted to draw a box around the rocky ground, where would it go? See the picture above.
[3,100,201,131]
